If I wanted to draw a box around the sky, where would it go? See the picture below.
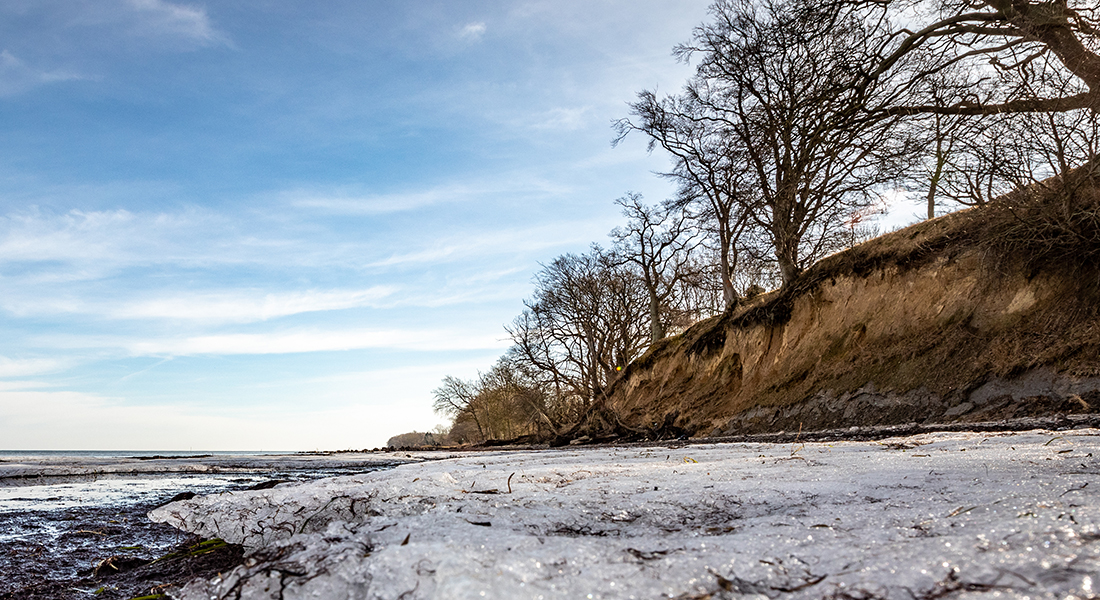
[0,0,742,450]
[0,1,931,451]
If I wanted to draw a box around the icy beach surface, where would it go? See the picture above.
[152,430,1100,599]
[0,451,423,486]
[0,451,418,597]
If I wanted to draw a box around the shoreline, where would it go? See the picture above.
[0,451,430,488]
[381,413,1100,453]
[0,453,424,599]
[6,422,1100,598]
[159,426,1100,599]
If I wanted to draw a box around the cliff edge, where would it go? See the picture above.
[590,168,1100,439]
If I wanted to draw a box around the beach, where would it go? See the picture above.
[153,428,1100,599]
[3,429,1099,599]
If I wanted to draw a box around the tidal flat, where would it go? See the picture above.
[4,431,1100,599]
[0,452,415,599]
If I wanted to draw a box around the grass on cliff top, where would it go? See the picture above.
[733,164,1100,330]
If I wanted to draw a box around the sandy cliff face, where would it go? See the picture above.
[604,176,1100,437]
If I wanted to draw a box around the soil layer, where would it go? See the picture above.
[589,171,1100,440]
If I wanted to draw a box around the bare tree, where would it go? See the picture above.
[673,0,912,284]
[609,193,705,343]
[431,358,559,443]
[846,0,1100,116]
[904,67,997,218]
[507,247,649,409]
[923,86,1100,207]
[478,357,560,436]
[615,92,758,308]
[432,376,484,440]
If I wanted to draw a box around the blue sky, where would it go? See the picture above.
[0,0,728,450]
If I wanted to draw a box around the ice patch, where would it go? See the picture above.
[152,431,1100,599]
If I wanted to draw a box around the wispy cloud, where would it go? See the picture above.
[0,356,66,378]
[51,327,509,356]
[0,208,184,264]
[366,221,597,268]
[531,106,590,131]
[0,206,306,279]
[457,22,487,42]
[0,380,56,392]
[0,50,86,97]
[122,0,229,47]
[111,288,397,323]
[284,178,569,215]
[287,185,474,215]
[0,201,593,298]
[0,1,229,97]
[0,287,397,323]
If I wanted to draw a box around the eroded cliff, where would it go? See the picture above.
[597,169,1100,438]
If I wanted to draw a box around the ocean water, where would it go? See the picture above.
[1,474,270,516]
[0,451,405,595]
[0,450,296,517]
[0,449,283,458]
[0,451,395,540]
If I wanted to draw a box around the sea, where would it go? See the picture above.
[0,450,292,520]
[0,450,398,595]
[0,449,395,514]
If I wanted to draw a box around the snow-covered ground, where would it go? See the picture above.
[151,430,1100,599]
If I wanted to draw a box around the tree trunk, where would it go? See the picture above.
[777,257,800,286]
[718,233,739,310]
[927,129,947,220]
[774,227,802,286]
[648,289,665,344]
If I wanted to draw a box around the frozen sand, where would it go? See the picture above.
[151,430,1100,599]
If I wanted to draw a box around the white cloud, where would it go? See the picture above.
[42,326,508,357]
[0,209,176,265]
[125,328,508,355]
[284,178,570,216]
[0,380,55,392]
[123,0,228,46]
[367,221,596,268]
[531,106,590,131]
[0,206,306,278]
[2,287,396,322]
[110,288,398,323]
[458,22,487,42]
[287,185,474,215]
[0,356,66,378]
[0,50,85,96]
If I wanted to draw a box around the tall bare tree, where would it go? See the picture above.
[609,193,705,343]
[848,0,1100,116]
[432,376,484,440]
[507,247,649,409]
[616,92,758,307]
[918,75,1100,208]
[643,0,912,285]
